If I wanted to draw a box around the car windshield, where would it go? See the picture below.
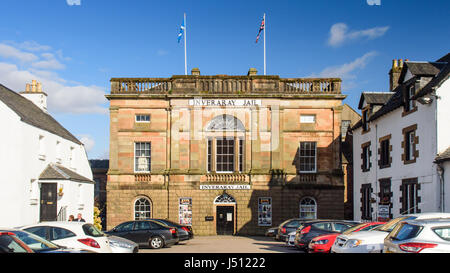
[11,230,60,252]
[82,224,105,237]
[375,216,415,232]
[342,223,370,235]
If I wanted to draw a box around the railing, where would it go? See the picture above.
[135,173,151,182]
[57,206,67,221]
[205,173,247,183]
[110,76,341,95]
[298,173,317,183]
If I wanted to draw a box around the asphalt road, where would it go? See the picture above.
[139,236,303,253]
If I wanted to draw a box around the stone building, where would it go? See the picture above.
[106,68,346,235]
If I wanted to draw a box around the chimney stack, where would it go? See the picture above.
[20,80,48,112]
[389,58,404,91]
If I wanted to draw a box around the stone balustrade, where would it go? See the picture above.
[110,76,341,95]
[205,173,247,183]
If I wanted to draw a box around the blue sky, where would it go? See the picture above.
[0,0,448,159]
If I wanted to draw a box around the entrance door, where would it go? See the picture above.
[40,183,57,222]
[216,206,234,235]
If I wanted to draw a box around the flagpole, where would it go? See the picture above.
[184,13,187,75]
[263,13,266,75]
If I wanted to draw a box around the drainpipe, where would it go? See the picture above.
[437,163,445,212]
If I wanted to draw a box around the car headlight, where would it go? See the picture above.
[345,239,362,248]
[109,241,132,249]
[314,239,329,245]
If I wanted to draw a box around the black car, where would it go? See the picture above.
[106,220,179,249]
[151,219,194,242]
[293,220,359,251]
[276,219,308,242]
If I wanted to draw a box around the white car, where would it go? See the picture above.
[21,221,112,253]
[384,218,450,253]
[331,213,450,253]
[108,235,139,253]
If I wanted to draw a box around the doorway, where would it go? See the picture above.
[40,183,57,222]
[216,206,235,235]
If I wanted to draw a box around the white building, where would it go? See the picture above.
[351,53,450,221]
[0,80,94,227]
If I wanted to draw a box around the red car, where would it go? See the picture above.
[308,222,384,253]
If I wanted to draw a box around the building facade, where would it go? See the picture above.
[106,68,346,235]
[0,81,94,227]
[351,54,450,222]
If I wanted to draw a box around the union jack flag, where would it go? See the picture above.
[255,16,265,43]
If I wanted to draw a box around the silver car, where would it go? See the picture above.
[108,235,139,253]
[384,218,450,253]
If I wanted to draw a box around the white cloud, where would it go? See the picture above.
[313,51,377,80]
[17,41,52,52]
[157,49,169,56]
[328,23,389,47]
[31,53,66,70]
[78,134,95,152]
[0,41,107,114]
[67,0,81,6]
[0,43,38,63]
[0,62,107,114]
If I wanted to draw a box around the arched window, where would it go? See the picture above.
[134,197,151,220]
[214,193,236,204]
[299,197,317,219]
[206,114,245,132]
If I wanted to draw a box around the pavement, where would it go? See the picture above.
[139,235,303,253]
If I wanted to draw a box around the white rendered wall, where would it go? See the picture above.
[353,94,440,221]
[0,100,94,227]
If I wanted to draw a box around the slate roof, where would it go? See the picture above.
[89,159,109,170]
[352,53,450,131]
[0,83,81,144]
[358,92,395,109]
[435,147,450,163]
[39,163,93,183]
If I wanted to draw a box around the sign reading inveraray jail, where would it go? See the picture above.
[200,185,251,190]
[189,99,262,107]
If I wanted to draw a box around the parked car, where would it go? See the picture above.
[276,219,308,242]
[105,220,179,249]
[0,231,33,253]
[308,222,384,253]
[21,221,112,253]
[265,227,277,237]
[151,219,193,242]
[293,220,359,251]
[331,213,450,253]
[108,235,139,253]
[1,229,91,253]
[384,218,450,253]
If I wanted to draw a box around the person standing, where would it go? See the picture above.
[75,213,85,222]
[68,215,75,221]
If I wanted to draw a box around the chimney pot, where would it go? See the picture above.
[26,83,31,92]
[399,59,404,67]
[191,68,200,75]
[31,80,37,92]
[37,82,42,92]
[247,68,257,76]
[392,59,398,68]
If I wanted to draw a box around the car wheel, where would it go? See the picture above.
[149,236,164,249]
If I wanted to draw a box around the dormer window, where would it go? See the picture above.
[362,109,369,132]
[403,84,417,116]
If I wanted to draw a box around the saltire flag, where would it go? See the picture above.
[178,19,185,43]
[255,16,265,43]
